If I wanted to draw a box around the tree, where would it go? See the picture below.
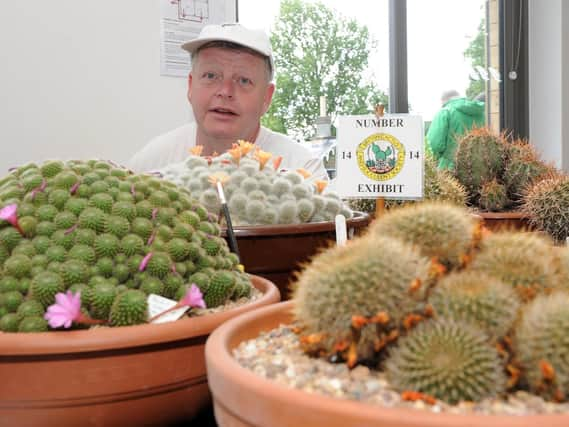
[464,19,486,99]
[262,0,388,141]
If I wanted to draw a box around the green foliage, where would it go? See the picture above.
[464,19,486,99]
[263,0,388,140]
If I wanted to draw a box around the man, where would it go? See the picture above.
[426,89,485,170]
[128,23,327,180]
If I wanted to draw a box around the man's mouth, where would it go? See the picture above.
[210,107,238,116]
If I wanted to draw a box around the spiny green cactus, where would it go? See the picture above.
[470,231,560,301]
[454,128,507,202]
[293,233,431,360]
[384,318,506,404]
[0,159,252,332]
[503,140,552,205]
[429,271,521,341]
[478,178,510,212]
[514,292,569,401]
[522,174,569,243]
[367,202,479,269]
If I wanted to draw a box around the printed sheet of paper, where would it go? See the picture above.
[160,0,237,77]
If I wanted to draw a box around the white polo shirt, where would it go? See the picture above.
[127,123,328,181]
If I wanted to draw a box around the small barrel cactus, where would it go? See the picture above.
[469,231,560,301]
[478,178,510,212]
[0,159,252,332]
[293,233,431,361]
[514,292,569,401]
[523,174,569,243]
[366,202,480,270]
[429,271,520,341]
[454,127,507,202]
[384,318,506,404]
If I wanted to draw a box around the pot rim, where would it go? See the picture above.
[222,211,371,237]
[206,300,569,427]
[0,275,280,356]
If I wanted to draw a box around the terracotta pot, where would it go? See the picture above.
[206,300,569,427]
[0,276,280,427]
[477,211,533,232]
[224,212,371,299]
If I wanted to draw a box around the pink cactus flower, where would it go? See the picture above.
[148,284,206,322]
[139,252,153,271]
[0,204,24,235]
[45,291,82,328]
[45,291,107,328]
[181,284,206,309]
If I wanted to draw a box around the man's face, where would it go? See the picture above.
[188,47,275,142]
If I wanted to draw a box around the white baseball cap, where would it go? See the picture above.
[181,23,274,77]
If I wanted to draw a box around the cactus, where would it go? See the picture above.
[384,318,506,404]
[503,140,552,205]
[478,179,510,212]
[469,231,560,301]
[159,142,354,225]
[351,154,468,214]
[522,174,569,243]
[0,159,252,332]
[514,292,569,401]
[429,271,521,341]
[367,202,479,269]
[454,128,507,201]
[293,233,431,360]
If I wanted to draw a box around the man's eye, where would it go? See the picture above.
[237,77,252,86]
[203,72,218,80]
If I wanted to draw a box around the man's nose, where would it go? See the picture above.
[216,78,235,99]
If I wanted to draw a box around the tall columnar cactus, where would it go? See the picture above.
[159,142,353,226]
[293,233,431,361]
[384,318,507,404]
[428,271,521,341]
[523,174,569,243]
[367,202,480,270]
[514,292,569,401]
[454,128,507,201]
[469,231,560,302]
[0,159,251,332]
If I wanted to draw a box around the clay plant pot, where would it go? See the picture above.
[0,275,280,427]
[224,211,371,299]
[206,300,569,427]
[477,211,533,232]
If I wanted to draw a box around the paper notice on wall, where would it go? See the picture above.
[160,0,237,77]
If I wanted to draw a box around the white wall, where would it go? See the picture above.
[0,1,193,174]
[528,0,569,171]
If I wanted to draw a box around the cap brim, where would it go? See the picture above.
[181,36,270,58]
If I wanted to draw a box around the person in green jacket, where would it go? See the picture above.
[426,89,485,170]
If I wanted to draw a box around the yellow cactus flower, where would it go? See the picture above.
[314,179,328,194]
[296,168,312,179]
[189,145,204,156]
[237,139,255,156]
[208,172,230,186]
[254,148,272,170]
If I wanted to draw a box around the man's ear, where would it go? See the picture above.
[262,83,275,114]
[187,73,193,103]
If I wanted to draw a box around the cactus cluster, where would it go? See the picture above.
[291,201,569,405]
[0,159,252,332]
[159,142,353,226]
[453,128,554,212]
[348,153,467,214]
